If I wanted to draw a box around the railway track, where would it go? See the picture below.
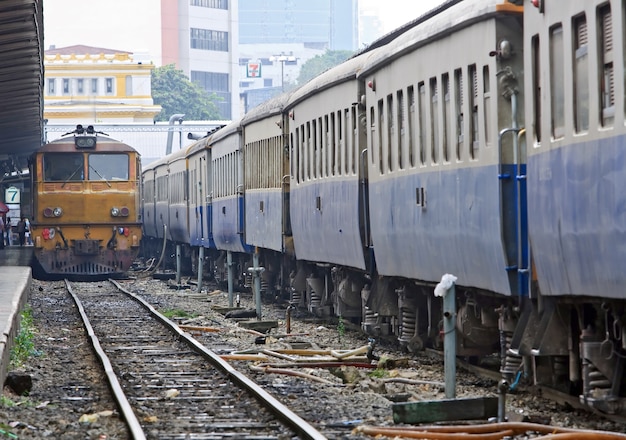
[65,278,326,440]
[6,276,626,439]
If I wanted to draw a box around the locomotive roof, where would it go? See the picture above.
[358,0,522,78]
[38,134,138,154]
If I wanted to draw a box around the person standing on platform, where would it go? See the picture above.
[24,217,32,245]
[17,217,27,246]
[0,215,4,249]
[5,217,11,246]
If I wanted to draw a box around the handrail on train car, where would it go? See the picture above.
[498,91,529,300]
[359,148,371,249]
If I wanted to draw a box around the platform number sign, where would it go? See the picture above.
[5,186,20,204]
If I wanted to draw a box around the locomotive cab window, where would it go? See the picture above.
[43,153,84,182]
[88,154,129,181]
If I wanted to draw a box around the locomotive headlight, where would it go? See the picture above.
[44,207,63,217]
[111,207,129,217]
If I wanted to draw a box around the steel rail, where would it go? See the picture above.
[108,278,328,440]
[65,279,147,440]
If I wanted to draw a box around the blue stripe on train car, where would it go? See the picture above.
[245,189,283,253]
[170,203,189,244]
[290,179,366,270]
[213,195,252,254]
[191,204,216,248]
[528,135,626,298]
[368,164,514,296]
[190,204,203,247]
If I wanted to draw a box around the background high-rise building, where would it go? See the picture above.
[161,0,240,120]
[44,0,367,120]
[237,0,359,113]
[43,0,435,121]
[239,0,359,51]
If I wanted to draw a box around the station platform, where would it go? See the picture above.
[0,246,34,387]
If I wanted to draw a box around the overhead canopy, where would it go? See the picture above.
[0,0,44,174]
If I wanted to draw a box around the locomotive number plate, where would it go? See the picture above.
[74,239,100,255]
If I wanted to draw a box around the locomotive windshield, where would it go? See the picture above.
[88,154,129,181]
[43,153,84,181]
[43,153,129,182]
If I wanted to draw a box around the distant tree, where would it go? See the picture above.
[151,64,222,121]
[296,50,355,85]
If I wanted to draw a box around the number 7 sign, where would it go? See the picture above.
[5,186,20,204]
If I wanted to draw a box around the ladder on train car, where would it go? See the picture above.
[498,92,529,299]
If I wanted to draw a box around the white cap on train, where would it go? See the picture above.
[434,273,458,297]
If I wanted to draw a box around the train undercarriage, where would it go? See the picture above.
[270,256,626,417]
[142,241,626,417]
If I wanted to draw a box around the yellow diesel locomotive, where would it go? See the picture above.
[29,125,142,278]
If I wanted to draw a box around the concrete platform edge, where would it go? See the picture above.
[0,267,32,388]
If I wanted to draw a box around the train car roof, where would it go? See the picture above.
[142,127,220,171]
[162,144,191,165]
[241,91,292,126]
[208,117,243,144]
[355,0,463,54]
[285,48,381,109]
[38,133,138,154]
[358,0,522,78]
[285,54,368,109]
[185,136,211,157]
[142,153,168,172]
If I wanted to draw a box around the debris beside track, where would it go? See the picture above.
[2,276,625,439]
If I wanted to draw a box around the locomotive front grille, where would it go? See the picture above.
[74,239,100,255]
[63,263,116,275]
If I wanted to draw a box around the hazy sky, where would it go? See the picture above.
[43,1,445,63]
[43,0,161,59]
[361,0,445,33]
